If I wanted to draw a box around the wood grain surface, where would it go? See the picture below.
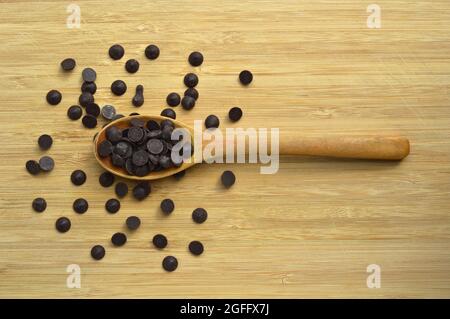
[0,0,449,298]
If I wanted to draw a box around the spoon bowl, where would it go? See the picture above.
[93,115,195,181]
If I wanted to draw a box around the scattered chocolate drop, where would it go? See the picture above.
[61,58,76,71]
[189,241,204,256]
[55,217,71,233]
[239,70,253,85]
[109,44,125,60]
[221,170,236,188]
[125,59,140,73]
[145,44,160,60]
[46,90,62,105]
[91,245,105,260]
[111,80,127,96]
[132,85,144,107]
[126,216,141,230]
[153,234,168,249]
[162,256,178,272]
[111,232,127,246]
[188,51,203,67]
[32,197,47,213]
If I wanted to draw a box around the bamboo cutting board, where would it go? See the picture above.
[0,0,449,298]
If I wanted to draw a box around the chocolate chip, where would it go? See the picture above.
[159,155,172,168]
[181,96,195,110]
[221,170,236,188]
[99,172,115,187]
[71,169,86,186]
[39,156,54,172]
[205,115,220,129]
[111,80,127,96]
[86,103,100,117]
[61,58,76,71]
[129,112,140,116]
[134,165,150,177]
[82,115,97,128]
[160,198,175,215]
[184,73,198,88]
[101,105,116,120]
[111,232,127,246]
[162,256,178,272]
[125,158,134,175]
[46,90,62,105]
[73,198,88,214]
[114,182,128,198]
[166,93,181,107]
[82,68,97,82]
[228,107,243,122]
[128,127,144,143]
[146,120,160,131]
[91,245,105,260]
[38,134,53,150]
[106,126,122,143]
[26,160,40,175]
[188,51,203,67]
[67,105,82,120]
[32,198,46,212]
[160,126,174,139]
[132,181,151,200]
[79,92,94,107]
[146,139,164,155]
[147,130,162,140]
[98,140,113,157]
[184,88,199,100]
[109,44,124,60]
[125,59,139,73]
[160,119,174,129]
[174,170,186,180]
[132,85,144,107]
[132,149,149,166]
[114,141,132,158]
[152,234,167,249]
[105,198,120,214]
[55,217,71,233]
[192,208,207,224]
[161,126,173,141]
[145,44,160,60]
[111,153,125,167]
[81,81,97,94]
[160,108,176,119]
[148,154,159,166]
[239,70,253,85]
[130,117,145,127]
[188,241,204,255]
[126,216,141,230]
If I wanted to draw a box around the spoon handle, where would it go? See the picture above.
[279,134,410,160]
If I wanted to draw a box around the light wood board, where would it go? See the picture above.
[0,0,449,298]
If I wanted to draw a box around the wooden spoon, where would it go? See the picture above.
[93,115,410,181]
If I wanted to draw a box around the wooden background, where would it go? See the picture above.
[0,0,449,298]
